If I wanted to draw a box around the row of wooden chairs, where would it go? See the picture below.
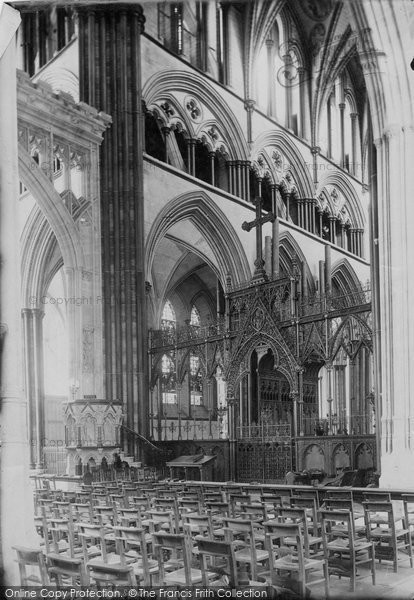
[28,480,414,594]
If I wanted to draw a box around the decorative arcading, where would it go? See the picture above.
[143,70,249,161]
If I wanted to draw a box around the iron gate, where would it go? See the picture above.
[235,424,292,483]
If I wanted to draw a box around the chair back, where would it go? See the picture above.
[265,522,306,592]
[152,532,192,585]
[182,512,213,538]
[290,496,319,536]
[13,546,49,586]
[46,552,89,587]
[363,491,392,503]
[197,538,239,586]
[402,494,414,529]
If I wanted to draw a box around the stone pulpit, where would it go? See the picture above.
[63,397,123,475]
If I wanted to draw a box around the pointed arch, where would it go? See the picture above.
[19,145,84,272]
[226,332,297,395]
[145,191,251,288]
[143,70,248,160]
[251,130,314,198]
[279,231,316,295]
[331,259,364,296]
[316,171,364,229]
[146,93,195,138]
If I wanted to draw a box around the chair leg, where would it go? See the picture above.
[323,562,330,599]
[370,548,376,586]
[408,534,413,568]
[350,563,356,593]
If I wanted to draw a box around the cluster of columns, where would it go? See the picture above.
[348,228,364,256]
[77,3,149,449]
[294,197,363,258]
[327,93,360,178]
[228,160,250,199]
[297,198,316,232]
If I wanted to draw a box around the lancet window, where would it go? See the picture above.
[161,354,177,405]
[190,352,203,406]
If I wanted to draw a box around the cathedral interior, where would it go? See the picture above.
[1,0,414,588]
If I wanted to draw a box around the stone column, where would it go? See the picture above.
[227,396,237,480]
[244,99,255,145]
[0,5,38,583]
[324,245,332,297]
[272,186,279,279]
[339,102,346,168]
[187,138,196,177]
[329,216,336,244]
[311,146,320,185]
[77,4,149,452]
[209,152,215,187]
[298,67,309,141]
[227,160,234,195]
[32,308,45,469]
[374,125,414,487]
[350,113,358,177]
[264,236,272,277]
[265,39,275,116]
[297,198,303,228]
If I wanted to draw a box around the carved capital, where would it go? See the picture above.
[244,99,256,112]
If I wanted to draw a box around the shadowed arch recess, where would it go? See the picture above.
[145,191,251,288]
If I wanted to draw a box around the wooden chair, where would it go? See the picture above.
[182,513,214,539]
[117,507,145,528]
[129,495,151,515]
[178,498,203,515]
[268,507,323,558]
[13,546,49,586]
[320,508,375,591]
[402,494,414,540]
[77,522,118,567]
[222,517,269,581]
[262,486,292,499]
[151,497,180,532]
[34,506,52,554]
[94,505,117,527]
[265,522,329,598]
[243,485,263,503]
[91,491,108,507]
[152,532,210,586]
[239,503,269,523]
[197,538,239,587]
[109,493,127,510]
[46,553,89,587]
[260,494,288,518]
[290,496,320,537]
[323,498,366,536]
[72,502,93,524]
[363,501,413,572]
[47,512,78,557]
[204,501,231,539]
[202,491,224,505]
[228,493,252,517]
[291,487,320,508]
[323,489,354,502]
[113,526,158,585]
[363,491,392,503]
[145,509,175,535]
